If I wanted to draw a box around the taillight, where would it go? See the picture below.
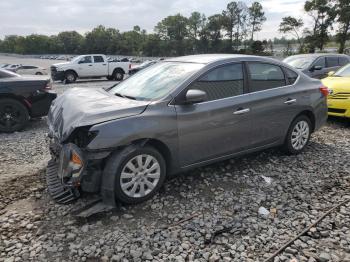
[44,81,52,90]
[319,86,329,97]
[129,64,131,70]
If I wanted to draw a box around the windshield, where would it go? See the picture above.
[334,64,350,77]
[109,62,204,101]
[283,56,314,70]
[71,55,84,63]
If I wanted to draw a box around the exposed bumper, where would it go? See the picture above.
[47,139,113,204]
[47,142,86,203]
[327,99,350,118]
[30,91,57,118]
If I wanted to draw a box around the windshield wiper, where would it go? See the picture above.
[115,93,137,100]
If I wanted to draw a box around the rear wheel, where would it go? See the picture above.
[283,115,311,154]
[106,75,114,81]
[35,72,43,75]
[0,98,29,132]
[105,145,166,204]
[113,69,124,81]
[65,71,77,83]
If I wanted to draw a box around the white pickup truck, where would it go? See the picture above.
[50,54,130,83]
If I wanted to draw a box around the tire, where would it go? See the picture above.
[106,75,114,81]
[113,69,124,81]
[283,115,312,155]
[35,72,43,75]
[65,71,77,83]
[104,145,166,204]
[0,98,29,132]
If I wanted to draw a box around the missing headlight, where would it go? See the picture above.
[68,126,98,148]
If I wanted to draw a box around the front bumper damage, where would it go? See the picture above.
[46,138,117,216]
[47,142,85,204]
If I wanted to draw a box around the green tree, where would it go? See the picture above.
[304,0,336,52]
[279,16,304,52]
[155,14,189,55]
[57,31,84,54]
[248,2,266,41]
[335,0,350,53]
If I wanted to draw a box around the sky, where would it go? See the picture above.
[0,0,309,40]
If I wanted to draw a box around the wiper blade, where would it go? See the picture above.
[115,93,137,100]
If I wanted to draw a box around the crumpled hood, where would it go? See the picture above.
[48,88,149,142]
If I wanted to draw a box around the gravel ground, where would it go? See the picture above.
[0,110,349,262]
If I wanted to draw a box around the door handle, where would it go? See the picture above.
[88,65,93,66]
[102,64,107,66]
[233,108,250,115]
[284,98,297,105]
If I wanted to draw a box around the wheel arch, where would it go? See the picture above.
[130,138,173,175]
[112,67,125,75]
[0,93,31,113]
[294,110,316,132]
[64,69,79,77]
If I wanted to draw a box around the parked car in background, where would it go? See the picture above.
[284,53,350,79]
[46,54,328,206]
[16,65,47,75]
[4,64,21,72]
[322,63,350,119]
[129,60,157,75]
[51,54,131,83]
[0,69,56,132]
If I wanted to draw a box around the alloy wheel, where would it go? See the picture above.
[291,120,310,150]
[120,154,161,198]
[0,104,21,129]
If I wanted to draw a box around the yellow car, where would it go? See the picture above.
[322,63,350,119]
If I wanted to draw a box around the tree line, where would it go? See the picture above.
[279,0,350,54]
[0,0,349,57]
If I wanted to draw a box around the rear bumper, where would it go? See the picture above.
[29,91,57,118]
[327,99,350,118]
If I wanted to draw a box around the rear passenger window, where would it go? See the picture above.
[248,63,286,92]
[326,57,339,67]
[339,57,349,66]
[284,68,299,85]
[94,56,104,63]
[189,63,244,101]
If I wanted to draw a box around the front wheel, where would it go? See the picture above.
[65,71,77,83]
[283,115,311,154]
[104,145,166,204]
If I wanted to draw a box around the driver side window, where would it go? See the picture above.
[313,57,325,68]
[80,56,92,64]
[188,63,244,101]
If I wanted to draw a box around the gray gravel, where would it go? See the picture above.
[0,79,350,261]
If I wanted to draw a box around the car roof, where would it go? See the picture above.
[286,53,349,59]
[165,54,278,64]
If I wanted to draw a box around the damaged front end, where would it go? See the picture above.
[47,127,110,205]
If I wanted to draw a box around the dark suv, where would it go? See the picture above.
[47,54,328,206]
[283,53,350,79]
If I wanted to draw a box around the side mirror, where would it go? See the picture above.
[327,71,335,76]
[311,65,322,71]
[185,89,207,104]
[78,61,83,64]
